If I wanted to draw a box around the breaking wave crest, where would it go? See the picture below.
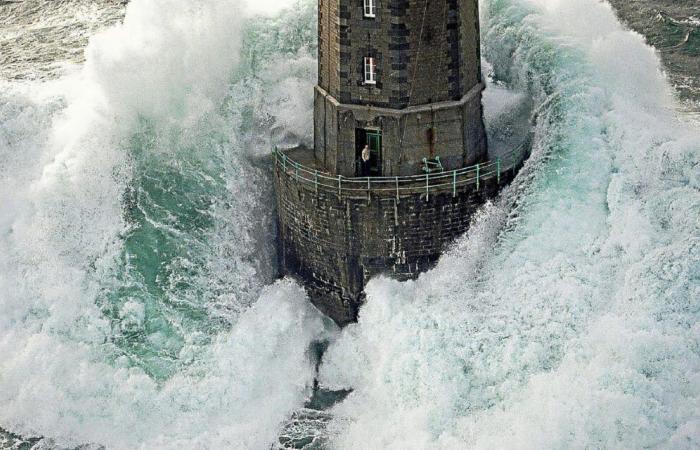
[319,0,700,448]
[0,0,698,448]
[0,0,325,448]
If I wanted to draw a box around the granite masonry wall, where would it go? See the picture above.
[275,162,518,326]
[315,0,488,179]
[318,0,483,107]
[294,0,493,325]
[314,83,488,177]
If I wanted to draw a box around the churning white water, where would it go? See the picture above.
[0,0,325,448]
[0,0,697,448]
[319,0,700,448]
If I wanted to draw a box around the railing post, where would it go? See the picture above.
[497,157,501,184]
[295,162,299,182]
[425,173,429,202]
[367,177,371,204]
[452,170,457,197]
[395,176,399,202]
[476,164,480,191]
[314,170,318,195]
[338,175,342,197]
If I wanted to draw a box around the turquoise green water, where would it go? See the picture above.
[97,120,237,379]
[90,2,319,381]
[0,0,697,448]
[0,2,323,447]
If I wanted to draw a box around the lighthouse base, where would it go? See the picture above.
[274,147,525,326]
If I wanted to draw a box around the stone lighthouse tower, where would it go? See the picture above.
[274,0,526,325]
[315,0,487,177]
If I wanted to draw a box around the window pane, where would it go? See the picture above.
[364,0,375,17]
[364,57,376,84]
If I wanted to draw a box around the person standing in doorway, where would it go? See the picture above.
[361,144,371,176]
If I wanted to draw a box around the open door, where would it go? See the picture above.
[366,130,382,176]
[355,128,383,177]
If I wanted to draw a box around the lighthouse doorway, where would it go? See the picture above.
[355,128,382,177]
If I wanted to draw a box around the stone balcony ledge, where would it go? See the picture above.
[273,139,530,201]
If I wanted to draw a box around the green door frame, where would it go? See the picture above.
[366,130,382,176]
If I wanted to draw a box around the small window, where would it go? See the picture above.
[364,0,376,18]
[364,57,377,85]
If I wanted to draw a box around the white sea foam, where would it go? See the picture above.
[1,0,698,447]
[0,0,325,448]
[0,276,325,449]
[319,0,700,448]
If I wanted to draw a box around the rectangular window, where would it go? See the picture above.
[364,57,377,85]
[364,0,376,18]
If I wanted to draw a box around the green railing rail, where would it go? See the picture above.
[274,140,530,200]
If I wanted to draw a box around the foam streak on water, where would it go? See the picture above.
[319,0,700,448]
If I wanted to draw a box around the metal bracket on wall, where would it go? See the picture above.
[367,178,371,205]
[393,199,399,227]
[497,158,501,184]
[425,173,430,202]
[345,200,352,230]
[476,164,480,191]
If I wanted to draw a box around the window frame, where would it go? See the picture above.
[364,0,376,18]
[364,56,377,85]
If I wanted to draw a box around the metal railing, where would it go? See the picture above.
[274,140,530,200]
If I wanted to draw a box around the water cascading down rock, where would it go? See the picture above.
[274,0,524,326]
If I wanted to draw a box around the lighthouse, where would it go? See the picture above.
[274,0,527,325]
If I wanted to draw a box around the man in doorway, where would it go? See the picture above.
[360,144,371,177]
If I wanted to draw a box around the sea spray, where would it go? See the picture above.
[0,0,697,448]
[319,0,700,448]
[0,0,326,447]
